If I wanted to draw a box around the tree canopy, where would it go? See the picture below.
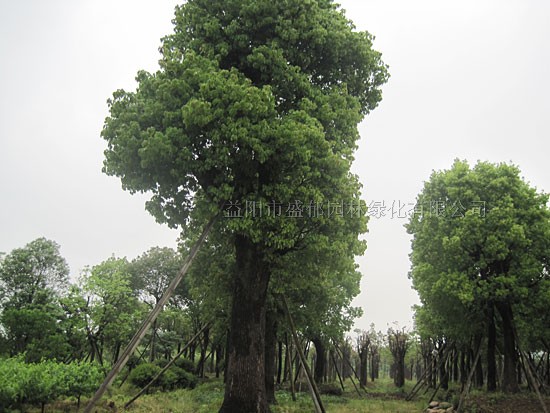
[407,160,550,392]
[101,1,387,411]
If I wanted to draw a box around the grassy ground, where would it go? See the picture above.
[25,378,428,413]
[21,377,550,413]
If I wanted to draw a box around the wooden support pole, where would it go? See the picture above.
[457,341,482,413]
[83,213,218,413]
[333,342,365,397]
[407,342,449,401]
[285,334,296,402]
[281,294,326,413]
[519,349,549,413]
[331,351,346,393]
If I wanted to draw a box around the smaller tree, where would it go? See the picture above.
[0,238,71,360]
[79,257,144,365]
[0,238,69,307]
[129,247,183,362]
[355,330,370,388]
[387,327,410,388]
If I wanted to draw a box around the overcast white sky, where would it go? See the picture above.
[1,1,549,332]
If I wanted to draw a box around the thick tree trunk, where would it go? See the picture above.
[497,301,519,393]
[223,329,230,383]
[312,337,326,385]
[440,356,449,390]
[460,348,467,386]
[197,326,209,377]
[395,357,405,388]
[474,335,484,389]
[112,341,122,365]
[215,343,223,378]
[265,309,278,405]
[487,304,497,392]
[475,352,484,389]
[359,349,368,387]
[219,235,270,413]
[452,348,459,383]
[277,341,283,384]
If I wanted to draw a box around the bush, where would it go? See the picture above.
[160,368,179,390]
[173,357,196,374]
[153,358,169,368]
[127,363,162,389]
[0,357,103,411]
[171,366,197,389]
[0,358,23,409]
[63,361,103,407]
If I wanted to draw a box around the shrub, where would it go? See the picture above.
[171,366,197,389]
[173,358,196,374]
[127,363,161,389]
[0,358,102,411]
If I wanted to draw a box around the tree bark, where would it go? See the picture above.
[487,304,497,392]
[460,348,466,386]
[440,355,449,390]
[453,348,459,383]
[265,308,278,405]
[215,343,223,378]
[277,341,283,384]
[196,325,209,377]
[370,347,379,381]
[359,348,368,387]
[219,235,270,413]
[496,301,519,393]
[474,334,484,389]
[312,337,326,385]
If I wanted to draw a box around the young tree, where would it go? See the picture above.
[0,238,71,360]
[80,258,144,366]
[387,327,410,388]
[0,238,69,307]
[129,247,183,361]
[407,160,550,393]
[356,331,370,388]
[101,1,387,410]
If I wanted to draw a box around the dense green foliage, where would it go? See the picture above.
[407,160,550,392]
[0,358,102,411]
[100,1,387,410]
[0,238,71,362]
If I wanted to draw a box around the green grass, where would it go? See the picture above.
[22,378,429,413]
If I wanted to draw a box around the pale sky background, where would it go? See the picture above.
[1,1,549,333]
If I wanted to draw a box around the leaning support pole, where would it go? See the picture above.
[331,351,346,393]
[512,322,549,413]
[83,213,219,413]
[407,343,450,401]
[281,294,326,413]
[519,349,549,413]
[124,323,210,409]
[285,334,296,402]
[333,342,364,397]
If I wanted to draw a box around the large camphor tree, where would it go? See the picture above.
[407,160,550,393]
[101,1,387,411]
